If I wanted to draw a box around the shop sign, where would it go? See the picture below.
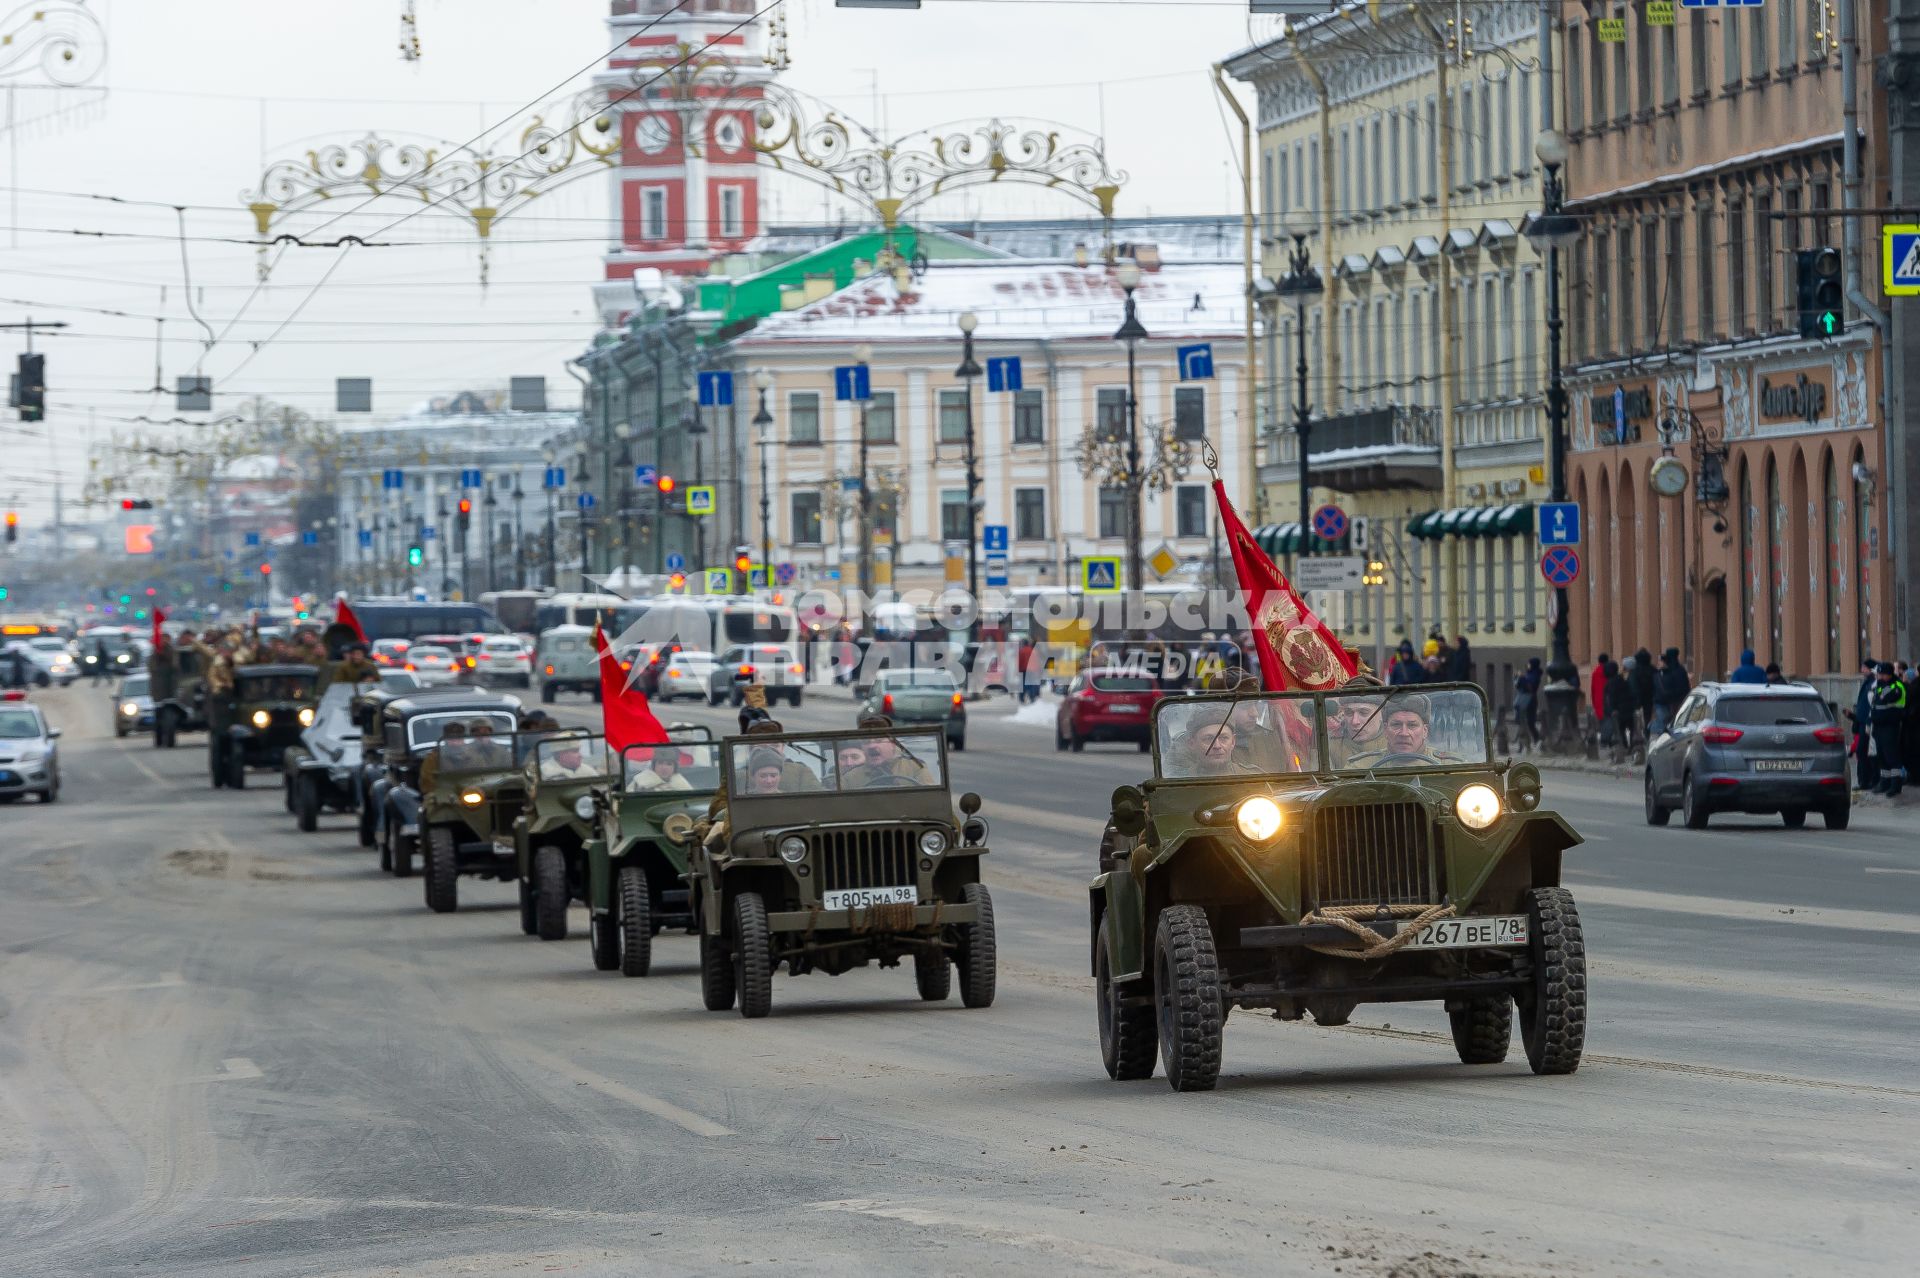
[1757,369,1830,426]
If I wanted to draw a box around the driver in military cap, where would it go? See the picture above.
[1327,693,1387,768]
[1346,693,1455,766]
[1175,709,1261,776]
[540,733,602,781]
[842,714,934,787]
[319,639,380,694]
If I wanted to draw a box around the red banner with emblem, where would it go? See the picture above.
[594,623,667,751]
[1214,479,1360,693]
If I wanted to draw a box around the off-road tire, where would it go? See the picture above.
[914,948,951,1001]
[1643,771,1670,826]
[619,865,652,977]
[1518,886,1586,1075]
[1823,801,1850,830]
[533,846,569,940]
[424,827,458,913]
[390,806,415,877]
[1448,996,1513,1064]
[788,689,804,708]
[706,689,721,707]
[518,875,537,936]
[296,774,319,832]
[733,891,773,1019]
[1681,771,1710,829]
[227,751,246,791]
[1055,725,1068,752]
[540,683,555,704]
[1097,917,1157,1080]
[1153,904,1223,1092]
[957,882,997,1008]
[358,792,377,849]
[1070,729,1085,753]
[590,912,621,971]
[700,927,736,1011]
[1780,807,1807,829]
[209,742,225,789]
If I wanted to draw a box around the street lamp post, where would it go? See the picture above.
[1524,129,1583,747]
[1112,261,1148,591]
[541,449,559,590]
[1277,230,1325,556]
[956,312,983,613]
[854,342,874,610]
[684,389,708,576]
[511,477,525,589]
[753,369,774,577]
[436,496,450,597]
[484,482,499,594]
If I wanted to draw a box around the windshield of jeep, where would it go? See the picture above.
[405,709,519,756]
[529,733,615,782]
[1155,686,1490,778]
[237,672,315,702]
[723,729,944,796]
[621,738,723,793]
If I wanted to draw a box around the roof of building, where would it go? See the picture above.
[735,258,1249,346]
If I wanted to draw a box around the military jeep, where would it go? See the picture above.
[152,648,207,748]
[371,695,519,882]
[511,732,617,941]
[210,664,317,790]
[583,731,724,976]
[1089,684,1586,1091]
[415,721,537,913]
[683,725,994,1019]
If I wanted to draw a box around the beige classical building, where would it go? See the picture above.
[729,257,1251,597]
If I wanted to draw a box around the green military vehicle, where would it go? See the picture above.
[210,664,318,790]
[372,694,520,881]
[1089,683,1587,1091]
[151,647,207,747]
[582,729,724,975]
[682,724,995,1018]
[512,731,616,941]
[416,721,539,913]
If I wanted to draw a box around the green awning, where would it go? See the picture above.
[1251,522,1302,555]
[1408,503,1534,539]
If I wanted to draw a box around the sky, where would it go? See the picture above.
[0,0,1279,521]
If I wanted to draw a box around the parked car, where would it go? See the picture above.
[115,672,156,737]
[405,645,460,686]
[1644,682,1849,830]
[655,649,718,701]
[1056,669,1163,752]
[0,691,61,802]
[708,643,805,707]
[535,625,600,703]
[371,638,412,667]
[6,637,78,687]
[474,635,533,687]
[861,668,966,750]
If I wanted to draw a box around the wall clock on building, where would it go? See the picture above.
[1648,456,1689,499]
[712,114,744,155]
[635,114,673,155]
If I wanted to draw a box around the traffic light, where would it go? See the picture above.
[457,498,472,535]
[4,511,15,544]
[0,586,8,601]
[1362,558,1388,587]
[119,498,154,511]
[656,475,675,494]
[668,572,686,591]
[259,562,272,576]
[735,552,752,574]
[1796,247,1844,339]
[407,544,424,567]
[13,353,44,422]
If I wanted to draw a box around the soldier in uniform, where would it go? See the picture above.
[1347,693,1453,766]
[318,640,380,694]
[147,631,178,703]
[1175,710,1264,776]
[843,715,935,787]
[539,734,602,782]
[627,747,693,792]
[1326,694,1387,769]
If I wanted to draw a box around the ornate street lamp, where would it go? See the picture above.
[956,312,983,615]
[1276,228,1325,557]
[1112,260,1149,590]
[854,342,875,609]
[541,448,560,590]
[753,369,775,578]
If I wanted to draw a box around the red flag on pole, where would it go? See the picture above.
[151,607,166,651]
[334,597,370,645]
[1213,479,1360,692]
[594,623,667,752]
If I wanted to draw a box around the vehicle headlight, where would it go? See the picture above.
[460,789,485,806]
[297,707,315,727]
[1455,783,1502,830]
[251,709,271,729]
[573,795,596,821]
[918,829,948,856]
[121,701,139,716]
[1236,796,1283,843]
[778,835,808,863]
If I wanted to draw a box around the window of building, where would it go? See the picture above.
[1590,25,1608,124]
[1501,273,1516,398]
[1570,239,1588,360]
[1665,211,1685,343]
[1013,388,1044,444]
[940,489,970,543]
[641,187,668,241]
[790,491,823,544]
[1635,17,1654,115]
[1293,140,1305,213]
[1498,76,1513,176]
[938,388,969,444]
[718,185,745,238]
[1518,70,1534,173]
[788,391,820,444]
[1095,386,1127,440]
[1750,7,1769,76]
[1723,9,1743,88]
[1619,223,1637,350]
[865,390,896,443]
[1521,268,1539,409]
[1423,98,1437,198]
[1388,112,1401,205]
[1174,386,1205,439]
[1371,116,1384,211]
[1642,218,1661,345]
[1756,191,1776,333]
[1728,197,1748,334]
[1015,487,1046,541]
[1098,485,1128,539]
[1462,283,1479,403]
[1661,22,1680,107]
[1689,12,1710,98]
[1593,229,1612,353]
[1308,138,1320,215]
[1568,28,1586,132]
[1264,150,1276,240]
[1176,485,1208,538]
[1696,202,1717,339]
[1613,33,1630,123]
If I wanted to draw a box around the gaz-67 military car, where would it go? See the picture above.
[210,664,318,790]
[512,731,616,941]
[371,694,519,881]
[682,725,994,1018]
[582,730,724,975]
[415,719,538,913]
[1090,684,1586,1091]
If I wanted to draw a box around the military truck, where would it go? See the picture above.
[369,693,519,880]
[1089,683,1586,1091]
[151,647,207,748]
[681,724,994,1018]
[416,724,541,913]
[584,730,723,975]
[210,664,318,790]
[512,731,616,940]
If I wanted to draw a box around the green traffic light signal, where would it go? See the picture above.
[407,545,424,567]
[1821,310,1838,336]
[0,586,9,601]
[119,593,131,605]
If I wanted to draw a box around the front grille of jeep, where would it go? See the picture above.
[1301,802,1443,910]
[808,827,918,894]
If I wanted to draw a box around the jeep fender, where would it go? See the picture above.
[1089,863,1147,984]
[1453,811,1584,905]
[388,786,421,835]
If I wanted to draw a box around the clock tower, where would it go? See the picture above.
[599,0,774,288]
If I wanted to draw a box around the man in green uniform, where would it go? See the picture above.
[1347,694,1453,767]
[318,640,380,694]
[843,714,935,787]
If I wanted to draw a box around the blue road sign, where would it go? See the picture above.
[985,553,1009,588]
[1540,546,1581,587]
[1082,556,1121,594]
[982,524,1009,554]
[1886,226,1920,297]
[1681,0,1763,7]
[357,529,373,548]
[634,463,657,487]
[244,531,261,547]
[1311,503,1349,542]
[665,551,687,572]
[833,365,872,402]
[697,370,733,407]
[1176,343,1215,381]
[543,466,565,489]
[460,468,483,489]
[775,561,796,586]
[1538,501,1582,546]
[685,485,716,516]
[381,468,405,491]
[986,356,1023,393]
[422,525,436,540]
[840,475,862,492]
[301,530,318,546]
[577,493,596,511]
[748,567,768,589]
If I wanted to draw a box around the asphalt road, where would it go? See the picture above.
[2,680,1915,1277]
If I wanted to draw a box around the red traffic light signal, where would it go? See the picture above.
[734,554,752,574]
[656,475,675,494]
[668,572,686,590]
[122,499,134,511]
[457,498,472,515]
[259,562,272,575]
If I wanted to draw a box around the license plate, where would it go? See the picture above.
[0,771,14,784]
[1107,702,1141,713]
[1405,915,1528,950]
[823,885,917,911]
[1753,759,1807,772]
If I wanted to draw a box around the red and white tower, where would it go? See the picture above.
[599,0,773,288]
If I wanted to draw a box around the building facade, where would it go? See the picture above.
[1558,0,1892,680]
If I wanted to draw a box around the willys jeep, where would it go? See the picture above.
[582,730,724,976]
[210,664,317,790]
[1089,684,1586,1091]
[371,695,519,882]
[682,725,995,1019]
[511,731,617,941]
[415,721,538,913]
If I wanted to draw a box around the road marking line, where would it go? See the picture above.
[237,1195,658,1223]
[1864,866,1920,876]
[87,973,187,994]
[184,1057,263,1084]
[128,755,164,784]
[1573,883,1920,936]
[511,1044,733,1138]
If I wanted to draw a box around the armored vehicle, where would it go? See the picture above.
[512,731,616,940]
[285,682,368,831]
[682,725,995,1018]
[583,730,723,975]
[210,664,317,790]
[416,723,541,913]
[1089,684,1586,1091]
[369,693,519,879]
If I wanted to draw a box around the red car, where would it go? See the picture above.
[1055,669,1162,752]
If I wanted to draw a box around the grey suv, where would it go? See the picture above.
[1644,682,1849,830]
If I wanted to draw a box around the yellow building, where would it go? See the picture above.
[1227,3,1558,692]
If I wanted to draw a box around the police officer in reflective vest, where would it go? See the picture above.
[1871,662,1907,797]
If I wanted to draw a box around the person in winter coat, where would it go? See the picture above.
[1764,662,1787,686]
[1849,656,1880,791]
[1728,648,1767,684]
[1870,663,1907,796]
[1514,656,1543,746]
[1629,647,1656,738]
[1649,648,1689,735]
[1388,640,1423,685]
[1446,636,1474,683]
[1603,659,1635,756]
[1902,667,1920,789]
[1589,653,1610,730]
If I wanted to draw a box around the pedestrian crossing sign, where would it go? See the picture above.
[685,485,716,516]
[1885,225,1920,297]
[704,568,733,594]
[1082,556,1121,594]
